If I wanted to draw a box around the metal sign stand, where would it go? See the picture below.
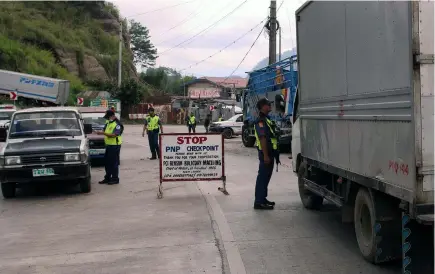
[157,133,228,199]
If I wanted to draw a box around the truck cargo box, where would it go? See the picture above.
[296,1,433,211]
[0,69,70,105]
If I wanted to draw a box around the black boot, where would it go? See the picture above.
[254,203,274,210]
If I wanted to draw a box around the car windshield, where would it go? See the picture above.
[227,115,241,122]
[9,111,81,138]
[82,113,106,126]
[0,111,13,120]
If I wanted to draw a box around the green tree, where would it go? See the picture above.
[129,20,157,68]
[111,78,146,118]
[140,67,196,96]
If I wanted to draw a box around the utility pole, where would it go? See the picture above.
[118,20,123,88]
[279,26,282,62]
[268,0,277,65]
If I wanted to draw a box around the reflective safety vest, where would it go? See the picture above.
[104,121,123,145]
[254,117,278,151]
[147,115,160,131]
[189,116,196,125]
[218,117,223,121]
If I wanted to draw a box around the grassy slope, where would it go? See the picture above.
[0,1,132,105]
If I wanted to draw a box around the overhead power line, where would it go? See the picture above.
[155,0,234,46]
[127,0,198,18]
[180,17,268,72]
[220,26,264,84]
[154,0,206,38]
[158,0,250,55]
[219,0,285,83]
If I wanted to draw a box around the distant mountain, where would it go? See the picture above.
[251,47,297,71]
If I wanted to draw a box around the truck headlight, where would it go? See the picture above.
[5,156,21,165]
[65,153,80,162]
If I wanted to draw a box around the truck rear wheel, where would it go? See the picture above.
[297,162,323,210]
[1,183,16,198]
[242,125,255,147]
[354,188,377,262]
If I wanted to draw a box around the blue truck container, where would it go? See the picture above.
[242,56,298,151]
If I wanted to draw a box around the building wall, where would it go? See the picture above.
[187,82,224,98]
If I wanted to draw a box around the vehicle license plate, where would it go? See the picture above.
[89,149,103,155]
[32,168,55,177]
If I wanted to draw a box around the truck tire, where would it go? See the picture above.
[354,187,377,262]
[242,125,255,147]
[297,162,323,210]
[1,183,16,198]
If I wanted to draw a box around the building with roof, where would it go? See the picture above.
[183,76,248,100]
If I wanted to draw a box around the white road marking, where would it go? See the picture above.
[198,185,247,274]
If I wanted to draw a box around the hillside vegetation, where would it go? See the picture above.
[0,1,137,105]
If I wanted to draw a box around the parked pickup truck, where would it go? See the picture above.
[292,1,434,271]
[0,107,93,198]
[77,107,108,160]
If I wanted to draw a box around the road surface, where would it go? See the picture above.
[0,125,410,273]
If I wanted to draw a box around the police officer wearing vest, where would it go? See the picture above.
[98,110,122,185]
[142,107,163,160]
[254,98,278,210]
[188,113,196,133]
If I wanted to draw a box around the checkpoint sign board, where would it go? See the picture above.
[159,134,224,182]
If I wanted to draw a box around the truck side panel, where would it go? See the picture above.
[297,2,416,202]
[417,2,434,199]
[0,69,67,104]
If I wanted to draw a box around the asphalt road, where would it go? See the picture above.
[0,125,415,273]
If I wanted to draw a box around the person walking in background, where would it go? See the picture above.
[188,113,196,133]
[218,114,223,121]
[204,114,211,133]
[142,107,163,160]
[97,110,122,185]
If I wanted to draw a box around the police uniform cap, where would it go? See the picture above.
[103,110,115,119]
[256,98,271,110]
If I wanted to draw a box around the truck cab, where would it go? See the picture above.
[0,107,93,198]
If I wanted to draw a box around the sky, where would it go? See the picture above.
[113,0,305,78]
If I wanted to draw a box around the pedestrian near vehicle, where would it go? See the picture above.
[187,113,196,133]
[98,110,122,185]
[142,107,163,160]
[253,98,279,210]
[204,114,211,133]
[218,114,223,121]
[108,105,122,163]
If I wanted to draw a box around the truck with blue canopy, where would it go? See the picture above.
[242,56,298,151]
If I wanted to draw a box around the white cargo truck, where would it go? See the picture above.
[291,1,433,272]
[0,69,70,105]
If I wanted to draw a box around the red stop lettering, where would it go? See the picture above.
[176,136,208,144]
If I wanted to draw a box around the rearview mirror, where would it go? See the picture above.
[0,127,7,142]
[84,124,93,135]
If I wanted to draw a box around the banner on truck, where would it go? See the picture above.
[157,133,227,198]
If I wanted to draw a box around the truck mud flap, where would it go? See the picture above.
[402,213,434,274]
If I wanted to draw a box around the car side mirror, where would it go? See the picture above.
[84,124,93,135]
[0,127,7,142]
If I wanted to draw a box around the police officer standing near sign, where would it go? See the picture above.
[97,110,122,185]
[188,113,196,133]
[253,98,278,210]
[142,107,163,160]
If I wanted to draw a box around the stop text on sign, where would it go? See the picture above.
[177,136,207,144]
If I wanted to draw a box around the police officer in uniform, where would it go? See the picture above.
[142,107,163,160]
[98,110,122,185]
[188,113,196,133]
[254,98,278,210]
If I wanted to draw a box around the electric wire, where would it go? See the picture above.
[127,0,198,18]
[158,0,250,55]
[155,0,234,46]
